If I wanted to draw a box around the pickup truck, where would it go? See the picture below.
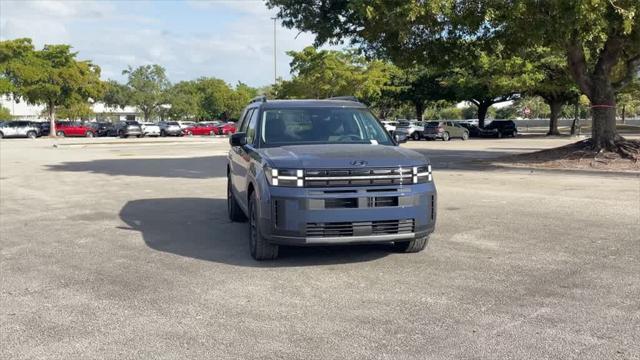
[227,97,437,260]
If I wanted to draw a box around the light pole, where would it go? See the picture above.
[271,17,277,85]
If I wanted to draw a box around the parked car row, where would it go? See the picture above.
[389,120,518,141]
[0,120,238,139]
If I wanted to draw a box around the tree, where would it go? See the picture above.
[196,77,236,120]
[444,49,539,127]
[228,82,258,119]
[495,105,518,120]
[390,66,452,121]
[167,80,201,120]
[1,39,102,136]
[276,47,394,106]
[54,102,93,120]
[526,49,580,135]
[268,0,640,153]
[0,105,11,119]
[122,64,170,121]
[102,80,130,110]
[617,80,640,123]
[437,107,462,120]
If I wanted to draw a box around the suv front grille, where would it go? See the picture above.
[306,219,414,238]
[304,167,413,187]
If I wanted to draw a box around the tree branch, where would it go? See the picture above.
[613,53,640,92]
[595,35,624,76]
[469,98,480,106]
[566,38,593,97]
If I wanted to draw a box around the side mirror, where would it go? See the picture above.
[394,133,407,144]
[229,132,247,147]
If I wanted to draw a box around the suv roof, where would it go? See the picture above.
[252,99,367,110]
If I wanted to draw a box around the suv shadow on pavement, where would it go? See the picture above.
[119,197,390,267]
[46,156,228,179]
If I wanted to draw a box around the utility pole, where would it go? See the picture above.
[271,17,277,85]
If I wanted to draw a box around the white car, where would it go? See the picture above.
[395,120,425,140]
[140,122,161,137]
[178,121,196,129]
[381,120,397,134]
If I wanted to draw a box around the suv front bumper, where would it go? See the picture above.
[260,183,436,245]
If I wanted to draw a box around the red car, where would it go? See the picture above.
[213,122,237,135]
[182,123,217,136]
[55,122,96,137]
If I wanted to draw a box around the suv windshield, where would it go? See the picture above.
[260,108,392,146]
[426,122,441,127]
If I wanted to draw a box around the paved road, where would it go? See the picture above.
[1,137,639,359]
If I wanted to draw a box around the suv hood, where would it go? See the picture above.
[260,144,429,169]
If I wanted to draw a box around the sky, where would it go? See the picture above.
[0,0,331,87]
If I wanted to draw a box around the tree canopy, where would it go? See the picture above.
[275,46,395,106]
[122,64,171,121]
[268,0,640,151]
[0,38,103,135]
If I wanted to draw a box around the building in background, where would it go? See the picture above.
[0,95,142,122]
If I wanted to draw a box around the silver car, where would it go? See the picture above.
[0,121,41,139]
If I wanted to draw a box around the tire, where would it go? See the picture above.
[412,132,421,141]
[461,131,469,141]
[27,131,37,139]
[160,130,166,137]
[56,131,65,137]
[227,176,247,222]
[248,192,279,260]
[186,130,193,136]
[512,129,518,137]
[393,236,429,253]
[497,131,503,139]
[210,130,215,136]
[136,135,142,138]
[85,131,94,138]
[442,132,450,141]
[0,132,3,139]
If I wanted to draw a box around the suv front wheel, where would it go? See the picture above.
[248,192,279,260]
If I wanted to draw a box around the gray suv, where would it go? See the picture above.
[227,97,437,260]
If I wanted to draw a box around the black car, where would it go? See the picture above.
[485,120,518,138]
[458,122,499,138]
[30,121,50,136]
[91,122,116,137]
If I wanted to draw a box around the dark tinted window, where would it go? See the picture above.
[260,108,392,146]
[426,122,441,127]
[246,109,259,144]
[239,109,254,133]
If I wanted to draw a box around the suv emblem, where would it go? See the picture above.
[351,160,368,167]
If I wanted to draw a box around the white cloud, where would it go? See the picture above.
[0,0,338,87]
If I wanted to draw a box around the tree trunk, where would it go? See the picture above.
[570,102,579,136]
[547,100,562,136]
[621,105,626,124]
[415,101,424,122]
[477,102,490,128]
[49,101,57,137]
[590,77,619,150]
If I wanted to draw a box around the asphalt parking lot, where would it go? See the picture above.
[1,136,639,359]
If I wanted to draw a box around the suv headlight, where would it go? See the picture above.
[412,165,432,183]
[265,167,304,187]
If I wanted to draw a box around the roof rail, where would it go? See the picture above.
[327,96,359,102]
[249,95,267,104]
